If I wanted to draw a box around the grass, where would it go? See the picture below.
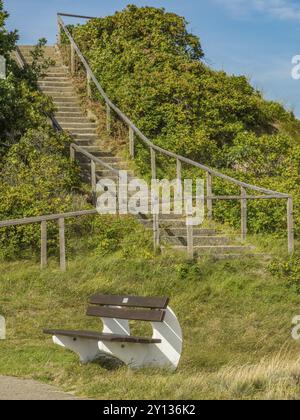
[1,238,300,400]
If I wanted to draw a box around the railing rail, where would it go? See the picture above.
[56,12,295,254]
[0,209,98,271]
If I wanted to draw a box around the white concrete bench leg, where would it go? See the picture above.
[51,318,130,364]
[97,307,183,370]
[53,335,100,364]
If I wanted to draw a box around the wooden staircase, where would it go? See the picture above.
[17,45,256,258]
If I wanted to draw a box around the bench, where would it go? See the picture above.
[44,294,182,370]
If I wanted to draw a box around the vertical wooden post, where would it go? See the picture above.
[106,103,111,134]
[176,158,182,183]
[70,43,75,75]
[241,186,247,241]
[87,72,92,99]
[91,160,96,205]
[153,214,160,251]
[151,147,156,180]
[57,20,61,46]
[58,218,66,272]
[40,221,47,269]
[287,197,295,254]
[187,223,194,259]
[129,127,134,158]
[206,172,213,221]
[70,145,75,162]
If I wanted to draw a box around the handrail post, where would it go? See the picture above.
[70,145,75,162]
[241,187,247,241]
[206,172,213,220]
[58,218,66,271]
[129,126,134,158]
[153,214,160,251]
[187,221,194,259]
[106,103,111,134]
[41,221,47,269]
[177,158,182,184]
[151,147,156,180]
[91,160,96,205]
[70,43,75,75]
[287,197,295,254]
[57,19,61,46]
[87,72,92,99]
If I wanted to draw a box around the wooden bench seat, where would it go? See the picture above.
[44,293,182,370]
[44,329,161,344]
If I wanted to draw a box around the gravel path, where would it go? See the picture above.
[0,376,79,400]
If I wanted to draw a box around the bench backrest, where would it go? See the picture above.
[86,294,169,323]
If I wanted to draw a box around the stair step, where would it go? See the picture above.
[40,85,73,91]
[55,112,90,124]
[61,122,97,127]
[161,227,216,236]
[46,71,68,77]
[75,139,99,146]
[55,107,83,113]
[42,76,69,81]
[39,80,72,86]
[166,245,255,255]
[52,97,79,103]
[56,112,86,118]
[162,236,230,246]
[72,132,98,138]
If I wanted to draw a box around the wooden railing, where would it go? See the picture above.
[57,12,295,254]
[0,209,98,271]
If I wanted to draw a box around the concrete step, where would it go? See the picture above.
[52,97,80,104]
[61,122,97,128]
[56,112,86,118]
[162,236,230,246]
[160,227,216,236]
[39,82,73,88]
[56,117,89,124]
[62,123,97,130]
[73,135,99,141]
[165,245,255,255]
[49,92,77,98]
[42,76,69,81]
[75,138,99,146]
[72,133,98,138]
[145,220,199,228]
[96,169,134,177]
[55,106,83,113]
[46,71,68,77]
[43,89,75,95]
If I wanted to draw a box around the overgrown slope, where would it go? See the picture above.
[69,5,300,234]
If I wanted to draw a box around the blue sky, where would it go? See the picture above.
[5,0,300,116]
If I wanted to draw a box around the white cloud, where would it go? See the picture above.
[216,0,300,20]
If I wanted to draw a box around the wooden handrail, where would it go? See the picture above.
[0,209,98,228]
[57,12,98,19]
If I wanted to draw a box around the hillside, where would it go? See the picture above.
[67,5,300,234]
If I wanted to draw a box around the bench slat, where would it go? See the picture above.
[43,329,161,344]
[89,294,169,309]
[86,306,166,322]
